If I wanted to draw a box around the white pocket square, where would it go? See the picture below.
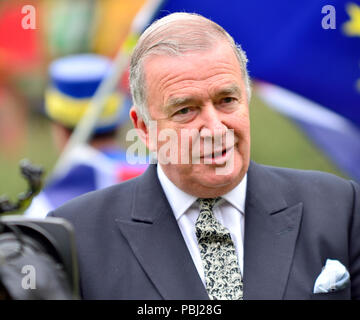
[313,259,350,293]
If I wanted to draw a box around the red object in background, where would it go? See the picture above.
[116,166,147,182]
[0,2,41,71]
[0,87,27,158]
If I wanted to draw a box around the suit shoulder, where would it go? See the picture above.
[255,162,355,199]
[262,163,348,184]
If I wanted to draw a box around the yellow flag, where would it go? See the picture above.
[92,0,146,56]
[343,2,360,37]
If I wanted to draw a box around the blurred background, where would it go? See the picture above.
[0,0,359,208]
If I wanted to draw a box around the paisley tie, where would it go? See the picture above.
[196,198,243,300]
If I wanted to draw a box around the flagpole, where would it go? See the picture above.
[50,0,165,178]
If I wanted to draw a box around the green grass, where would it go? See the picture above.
[0,93,346,214]
[0,114,58,204]
[249,94,346,178]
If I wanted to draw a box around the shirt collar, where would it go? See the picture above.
[221,174,247,214]
[157,164,247,221]
[157,164,197,220]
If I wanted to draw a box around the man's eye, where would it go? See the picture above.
[218,97,240,112]
[171,107,197,122]
[221,97,236,104]
[177,107,190,115]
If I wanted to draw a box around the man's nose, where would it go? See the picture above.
[199,105,227,138]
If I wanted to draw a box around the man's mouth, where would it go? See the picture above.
[201,145,235,164]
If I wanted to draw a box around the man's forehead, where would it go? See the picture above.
[143,42,245,106]
[144,48,241,85]
[143,40,237,67]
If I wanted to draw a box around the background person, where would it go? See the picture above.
[26,54,147,218]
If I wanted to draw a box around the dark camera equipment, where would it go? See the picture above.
[0,160,79,300]
[0,159,43,214]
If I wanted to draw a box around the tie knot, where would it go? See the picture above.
[198,197,221,211]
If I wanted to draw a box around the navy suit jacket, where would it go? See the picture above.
[49,161,360,299]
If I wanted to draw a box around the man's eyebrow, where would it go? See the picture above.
[215,85,242,98]
[164,96,198,113]
[163,85,243,113]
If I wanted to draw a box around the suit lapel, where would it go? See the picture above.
[116,165,208,300]
[243,162,303,299]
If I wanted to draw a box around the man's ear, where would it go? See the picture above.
[129,106,150,149]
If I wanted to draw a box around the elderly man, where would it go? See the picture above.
[49,12,360,300]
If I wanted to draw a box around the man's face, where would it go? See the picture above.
[131,41,251,198]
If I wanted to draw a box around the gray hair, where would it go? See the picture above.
[130,12,251,124]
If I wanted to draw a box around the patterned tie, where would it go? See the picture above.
[196,198,243,300]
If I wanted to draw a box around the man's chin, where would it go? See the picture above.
[201,174,238,188]
[195,169,243,192]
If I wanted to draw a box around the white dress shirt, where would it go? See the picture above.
[157,164,247,287]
